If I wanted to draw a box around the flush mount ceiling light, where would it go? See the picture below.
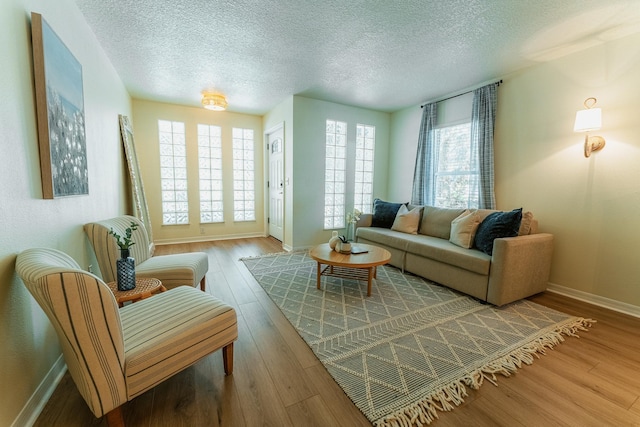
[573,97,605,158]
[201,92,228,111]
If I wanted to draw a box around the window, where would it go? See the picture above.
[232,128,255,221]
[158,120,189,225]
[354,124,375,214]
[324,120,347,229]
[433,123,478,209]
[197,124,224,223]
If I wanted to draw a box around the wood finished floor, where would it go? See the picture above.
[34,237,640,427]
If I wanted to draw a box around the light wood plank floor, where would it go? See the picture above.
[34,237,640,426]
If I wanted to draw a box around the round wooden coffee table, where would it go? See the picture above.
[309,243,391,296]
[106,277,166,307]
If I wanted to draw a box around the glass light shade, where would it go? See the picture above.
[573,108,601,132]
[202,93,228,111]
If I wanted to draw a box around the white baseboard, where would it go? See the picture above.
[547,282,640,318]
[155,232,267,246]
[12,354,66,427]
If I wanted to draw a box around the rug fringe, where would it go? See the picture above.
[374,317,595,427]
[238,250,291,261]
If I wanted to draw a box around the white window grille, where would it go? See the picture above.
[324,120,347,229]
[433,122,478,209]
[354,124,375,214]
[197,124,224,223]
[158,120,189,225]
[232,128,255,221]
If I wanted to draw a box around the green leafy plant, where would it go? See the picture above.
[108,221,139,250]
[338,235,348,243]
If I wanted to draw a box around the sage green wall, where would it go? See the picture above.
[389,31,640,309]
[131,99,264,244]
[291,96,391,249]
[263,96,391,250]
[0,0,131,425]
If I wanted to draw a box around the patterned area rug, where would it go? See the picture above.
[241,251,593,426]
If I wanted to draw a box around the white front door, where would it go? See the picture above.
[267,126,284,241]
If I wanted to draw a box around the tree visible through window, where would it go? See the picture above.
[433,123,478,209]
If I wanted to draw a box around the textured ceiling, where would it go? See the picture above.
[73,0,640,115]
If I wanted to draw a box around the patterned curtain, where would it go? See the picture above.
[472,83,498,209]
[411,103,437,205]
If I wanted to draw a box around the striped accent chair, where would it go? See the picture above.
[84,215,208,290]
[16,248,238,426]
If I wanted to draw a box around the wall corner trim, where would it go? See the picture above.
[547,282,640,318]
[12,354,66,427]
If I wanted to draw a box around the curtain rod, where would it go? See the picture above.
[420,79,503,108]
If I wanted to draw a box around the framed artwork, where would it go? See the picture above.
[119,114,154,253]
[31,12,88,198]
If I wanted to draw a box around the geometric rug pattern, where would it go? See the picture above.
[242,252,593,426]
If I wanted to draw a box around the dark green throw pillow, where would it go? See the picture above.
[474,208,523,255]
[372,199,404,228]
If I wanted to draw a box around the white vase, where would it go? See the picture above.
[329,231,340,250]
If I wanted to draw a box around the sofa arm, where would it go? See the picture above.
[487,233,554,306]
[356,213,373,229]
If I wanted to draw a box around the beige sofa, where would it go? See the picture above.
[355,206,553,306]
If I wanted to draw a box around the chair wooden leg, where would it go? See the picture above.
[105,406,124,427]
[200,276,206,291]
[223,342,234,375]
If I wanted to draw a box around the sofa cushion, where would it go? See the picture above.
[419,206,466,239]
[477,208,534,236]
[356,227,491,275]
[474,208,523,255]
[519,211,534,235]
[449,210,481,249]
[402,234,491,275]
[371,199,405,228]
[391,205,422,234]
[356,227,410,251]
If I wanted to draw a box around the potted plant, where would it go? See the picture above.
[108,221,139,258]
[336,235,352,254]
[108,221,138,291]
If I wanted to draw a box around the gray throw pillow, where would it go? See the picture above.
[371,199,404,228]
[474,208,523,255]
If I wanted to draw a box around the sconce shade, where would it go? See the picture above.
[574,108,601,132]
[202,92,228,111]
[574,97,605,158]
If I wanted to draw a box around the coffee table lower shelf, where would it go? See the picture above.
[310,243,391,297]
[317,264,378,295]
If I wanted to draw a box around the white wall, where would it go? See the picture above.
[0,0,131,424]
[131,99,264,244]
[389,31,640,309]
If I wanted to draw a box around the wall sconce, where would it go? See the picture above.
[202,92,228,111]
[573,97,605,158]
